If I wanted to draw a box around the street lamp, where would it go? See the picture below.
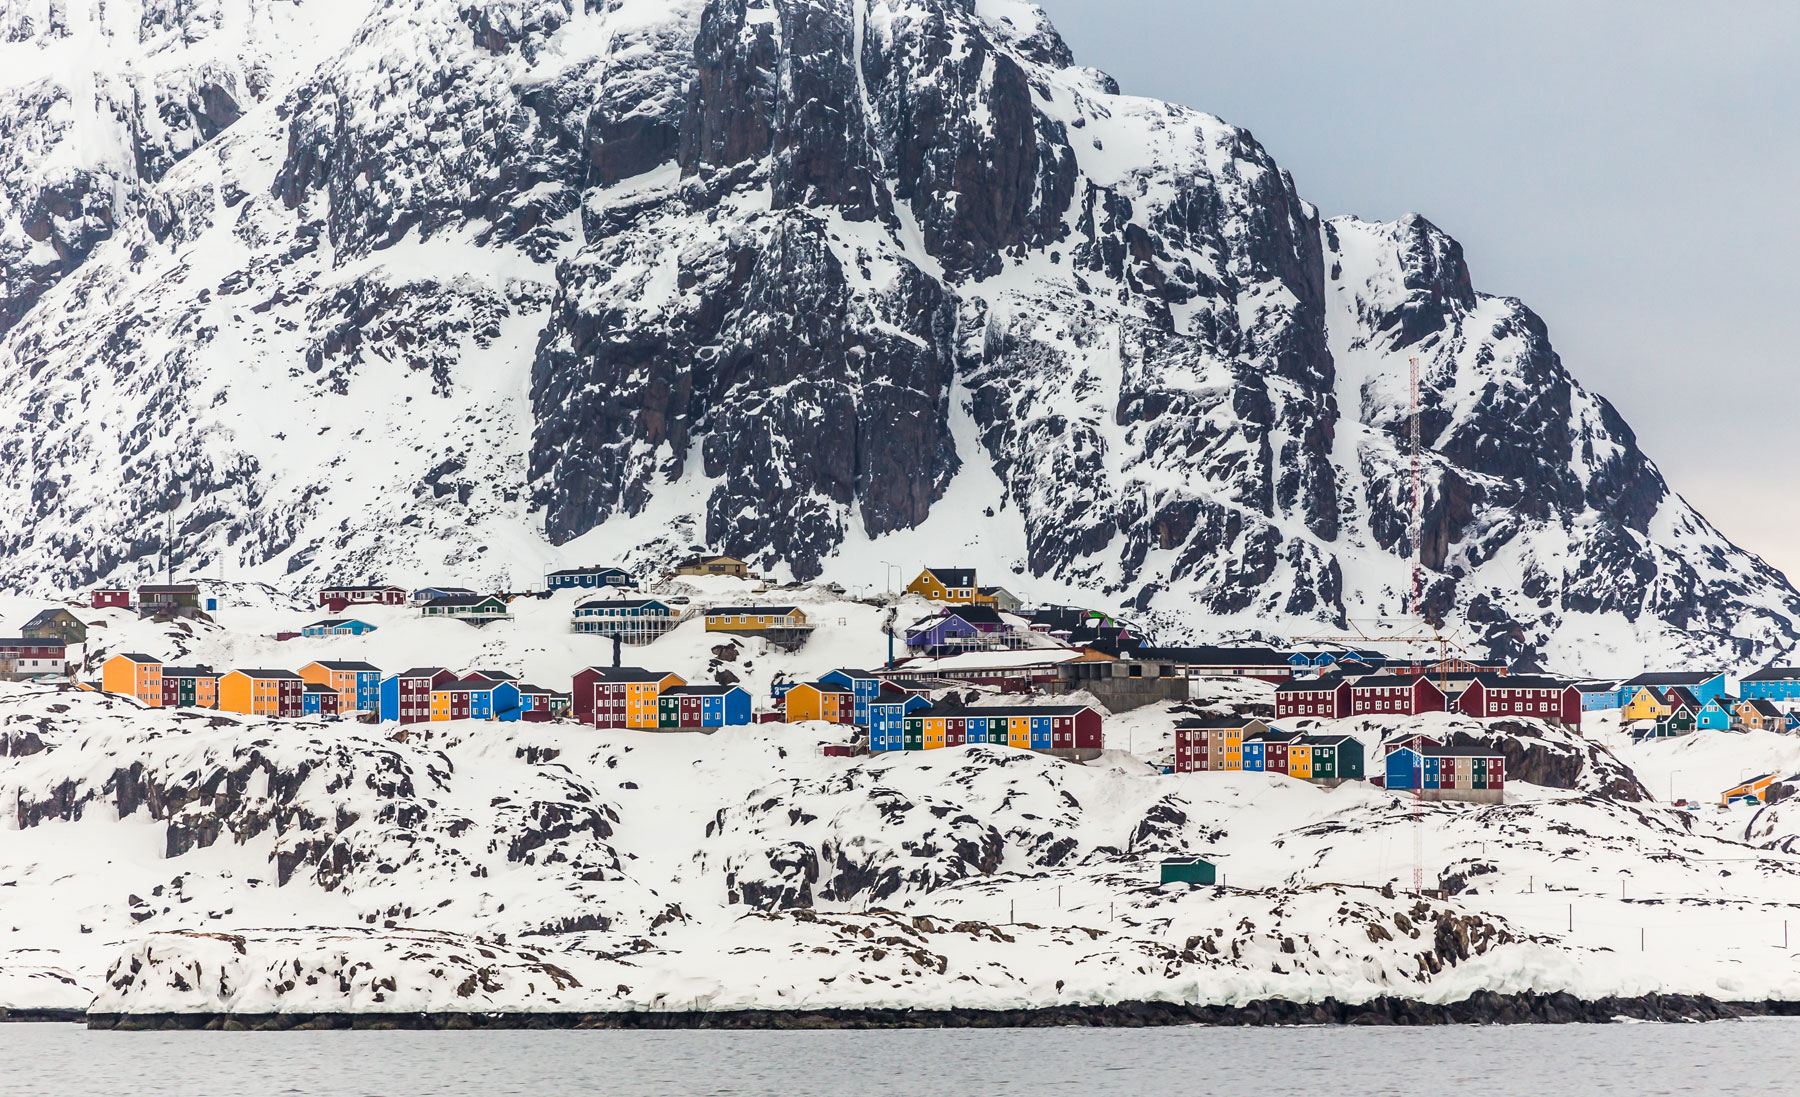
[880,560,900,598]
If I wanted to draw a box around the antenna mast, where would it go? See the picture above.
[1407,355,1426,897]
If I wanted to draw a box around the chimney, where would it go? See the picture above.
[612,634,621,669]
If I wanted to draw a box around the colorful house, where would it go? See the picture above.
[903,567,987,605]
[1455,675,1581,727]
[782,681,857,724]
[1741,667,1800,703]
[1616,672,1728,710]
[301,618,378,638]
[218,669,304,718]
[101,653,163,705]
[1346,675,1447,717]
[704,606,808,632]
[572,598,678,641]
[410,586,475,605]
[1654,705,1698,737]
[1697,697,1737,732]
[160,666,220,709]
[819,669,885,725]
[571,667,685,729]
[1300,734,1367,781]
[1173,718,1269,773]
[137,584,201,617]
[1620,686,1673,724]
[0,637,69,681]
[868,691,932,752]
[301,684,341,717]
[514,684,564,722]
[300,660,382,714]
[91,589,130,610]
[1274,675,1352,720]
[655,685,752,729]
[1721,773,1780,806]
[21,608,86,645]
[1383,735,1506,804]
[546,565,634,590]
[1576,681,1623,711]
[1738,698,1786,733]
[905,606,1009,656]
[672,555,752,578]
[418,594,509,620]
[430,678,524,721]
[888,702,1103,758]
[379,667,457,724]
[317,583,406,611]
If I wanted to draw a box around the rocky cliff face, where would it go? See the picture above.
[0,0,1794,671]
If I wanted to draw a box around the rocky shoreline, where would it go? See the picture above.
[64,992,1793,1030]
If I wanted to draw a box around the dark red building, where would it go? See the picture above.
[1346,675,1447,717]
[91,589,130,609]
[1275,676,1352,720]
[1456,674,1581,727]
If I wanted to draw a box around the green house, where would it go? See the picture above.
[1160,857,1217,885]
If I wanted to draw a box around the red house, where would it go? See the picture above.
[571,666,685,728]
[383,667,456,724]
[1275,676,1352,720]
[516,684,559,722]
[1456,674,1581,728]
[1346,674,1446,717]
[91,588,130,609]
[319,583,407,613]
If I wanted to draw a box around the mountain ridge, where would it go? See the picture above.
[0,0,1794,674]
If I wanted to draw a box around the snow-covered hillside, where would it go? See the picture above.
[0,0,1794,675]
[7,597,1800,1018]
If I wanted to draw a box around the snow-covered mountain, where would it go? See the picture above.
[2,0,1795,674]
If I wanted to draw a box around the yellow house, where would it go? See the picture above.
[704,606,808,632]
[1621,687,1671,723]
[674,555,752,578]
[783,682,853,723]
[921,713,948,749]
[101,653,163,706]
[1288,742,1314,780]
[625,674,681,729]
[903,567,990,605]
[1738,699,1784,733]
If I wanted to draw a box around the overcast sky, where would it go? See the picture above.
[1035,0,1800,583]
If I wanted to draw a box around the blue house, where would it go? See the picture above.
[905,610,1002,656]
[1697,697,1738,732]
[301,618,377,638]
[821,669,884,726]
[455,679,522,721]
[1615,672,1727,709]
[661,684,752,727]
[547,565,634,590]
[1241,737,1266,772]
[572,598,677,638]
[1287,651,1338,675]
[1576,681,1622,712]
[870,693,931,751]
[1742,667,1800,703]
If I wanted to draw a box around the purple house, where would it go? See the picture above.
[905,606,1007,656]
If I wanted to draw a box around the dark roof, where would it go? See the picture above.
[1573,680,1621,693]
[231,669,302,679]
[1471,673,1575,691]
[0,636,66,648]
[1176,717,1267,730]
[1422,744,1507,757]
[138,584,198,593]
[116,652,159,663]
[306,619,352,628]
[1276,675,1347,693]
[394,667,450,679]
[1135,646,1289,666]
[310,660,380,672]
[321,582,402,590]
[579,666,681,683]
[1661,686,1702,709]
[1345,674,1435,690]
[1745,667,1800,683]
[708,606,800,615]
[1622,671,1718,688]
[548,565,630,576]
[464,670,518,681]
[1745,698,1784,717]
[1245,729,1303,744]
[662,685,743,696]
[794,681,854,695]
[415,586,476,594]
[576,598,670,610]
[421,594,504,607]
[1300,733,1361,746]
[944,606,1005,626]
[914,702,1097,718]
[22,608,78,625]
[924,568,977,587]
[161,666,217,678]
[302,683,336,694]
[827,668,883,679]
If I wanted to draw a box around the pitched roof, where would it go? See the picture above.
[22,608,78,626]
[1744,698,1785,718]
[1300,733,1361,746]
[576,598,670,610]
[161,665,217,678]
[1276,674,1346,693]
[662,685,744,697]
[913,702,1097,718]
[0,636,67,648]
[414,586,476,595]
[942,605,1005,626]
[1175,717,1267,730]
[708,605,800,615]
[115,652,159,663]
[310,660,381,672]
[1622,671,1719,688]
[826,668,883,680]
[923,568,977,587]
[1130,645,1290,666]
[1346,674,1435,690]
[1471,673,1574,691]
[792,681,854,695]
[1744,666,1800,683]
[306,619,352,628]
[302,683,336,694]
[421,593,504,607]
[463,670,518,681]
[230,669,302,679]
[394,667,451,679]
[579,666,681,683]
[548,565,630,577]
[1661,686,1702,710]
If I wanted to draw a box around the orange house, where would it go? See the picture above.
[218,669,304,718]
[102,653,163,706]
[299,660,379,713]
[783,682,855,723]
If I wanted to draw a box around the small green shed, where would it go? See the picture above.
[1160,856,1217,885]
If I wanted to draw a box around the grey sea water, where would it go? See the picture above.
[1,1018,1790,1096]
